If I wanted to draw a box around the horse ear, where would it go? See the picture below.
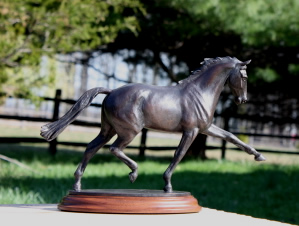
[240,60,251,66]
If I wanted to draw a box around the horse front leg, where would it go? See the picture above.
[203,124,266,161]
[163,128,199,192]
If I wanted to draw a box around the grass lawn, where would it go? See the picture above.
[0,121,299,224]
[0,143,298,225]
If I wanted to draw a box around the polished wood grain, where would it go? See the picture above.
[58,189,201,214]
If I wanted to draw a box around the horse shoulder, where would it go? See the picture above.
[179,90,213,132]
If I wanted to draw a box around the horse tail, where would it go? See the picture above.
[40,87,112,141]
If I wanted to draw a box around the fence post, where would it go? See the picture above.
[139,129,148,157]
[49,89,61,155]
[221,116,229,159]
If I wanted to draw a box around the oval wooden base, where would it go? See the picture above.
[58,189,201,214]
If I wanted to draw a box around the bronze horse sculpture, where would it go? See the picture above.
[41,56,266,192]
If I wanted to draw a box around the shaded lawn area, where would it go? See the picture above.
[0,144,298,225]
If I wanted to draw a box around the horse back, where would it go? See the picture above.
[103,84,186,132]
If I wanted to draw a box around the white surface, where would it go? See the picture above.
[0,204,295,226]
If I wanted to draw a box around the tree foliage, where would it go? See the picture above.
[0,0,144,98]
[173,0,299,46]
[1,0,299,100]
[105,0,299,97]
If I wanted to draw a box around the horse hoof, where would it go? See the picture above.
[129,172,138,183]
[73,183,81,191]
[255,154,266,161]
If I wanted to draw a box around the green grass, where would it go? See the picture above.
[0,143,298,225]
[0,121,299,224]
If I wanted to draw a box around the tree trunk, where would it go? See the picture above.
[187,134,207,159]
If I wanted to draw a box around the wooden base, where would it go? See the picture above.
[58,189,201,214]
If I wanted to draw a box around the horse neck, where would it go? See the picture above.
[183,66,230,110]
[198,67,229,93]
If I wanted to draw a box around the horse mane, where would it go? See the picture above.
[178,56,235,85]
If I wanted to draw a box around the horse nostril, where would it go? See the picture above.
[237,97,247,104]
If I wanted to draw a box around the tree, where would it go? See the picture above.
[0,0,144,99]
[102,0,299,158]
[1,0,298,157]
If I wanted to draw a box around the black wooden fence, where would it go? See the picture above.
[0,89,298,158]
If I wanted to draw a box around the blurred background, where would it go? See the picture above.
[0,0,298,224]
[0,0,298,158]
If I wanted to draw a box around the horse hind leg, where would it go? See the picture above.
[73,130,115,191]
[109,133,139,183]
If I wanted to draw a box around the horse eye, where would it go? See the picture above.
[240,69,247,81]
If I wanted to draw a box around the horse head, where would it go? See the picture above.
[228,59,251,105]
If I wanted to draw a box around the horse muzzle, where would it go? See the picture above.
[235,96,247,105]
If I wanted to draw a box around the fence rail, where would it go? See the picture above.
[0,89,298,158]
